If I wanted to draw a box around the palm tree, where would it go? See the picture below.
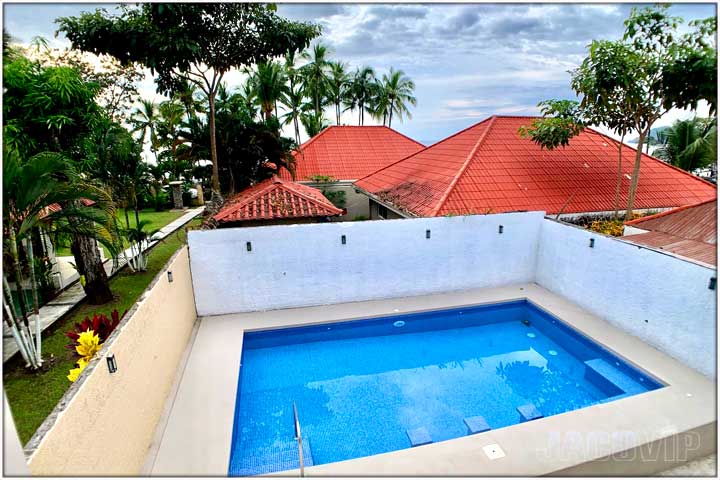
[250,61,287,123]
[327,61,349,125]
[130,100,160,163]
[348,67,377,125]
[655,117,717,173]
[300,43,331,118]
[3,151,114,368]
[300,110,330,138]
[175,81,202,123]
[380,68,417,128]
[237,80,259,122]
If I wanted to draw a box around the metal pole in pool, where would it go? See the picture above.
[293,402,305,477]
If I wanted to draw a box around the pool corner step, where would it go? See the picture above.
[407,427,433,447]
[584,358,645,396]
[464,416,491,434]
[517,403,543,422]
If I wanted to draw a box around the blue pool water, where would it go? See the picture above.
[229,300,663,475]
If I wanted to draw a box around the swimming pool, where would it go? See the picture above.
[228,299,663,476]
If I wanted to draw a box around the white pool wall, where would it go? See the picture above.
[189,212,544,315]
[536,219,717,378]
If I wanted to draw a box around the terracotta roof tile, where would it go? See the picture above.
[622,199,717,265]
[213,176,342,223]
[354,115,717,217]
[279,125,425,181]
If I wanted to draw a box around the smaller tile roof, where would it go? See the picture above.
[213,176,343,223]
[279,125,425,181]
[39,199,96,219]
[623,199,717,265]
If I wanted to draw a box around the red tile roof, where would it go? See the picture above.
[279,125,425,181]
[354,116,717,217]
[39,199,96,219]
[623,199,717,265]
[213,176,342,223]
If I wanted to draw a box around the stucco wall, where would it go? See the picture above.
[535,219,717,378]
[189,212,544,316]
[301,181,370,220]
[25,247,197,475]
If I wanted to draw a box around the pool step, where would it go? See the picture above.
[584,358,645,397]
[229,438,314,476]
[407,427,433,447]
[517,403,543,422]
[464,416,491,434]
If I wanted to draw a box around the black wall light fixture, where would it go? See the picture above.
[106,353,117,374]
[246,241,252,252]
[426,229,431,239]
[498,225,504,234]
[589,238,595,248]
[167,271,173,283]
[341,235,347,245]
[709,277,716,290]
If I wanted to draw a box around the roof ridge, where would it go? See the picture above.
[379,125,426,148]
[295,125,335,153]
[213,180,277,221]
[625,197,717,225]
[354,116,494,185]
[430,116,498,216]
[583,126,718,188]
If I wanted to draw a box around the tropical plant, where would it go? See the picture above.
[58,3,319,199]
[347,66,378,125]
[4,51,117,304]
[301,110,330,138]
[250,61,287,122]
[3,151,113,369]
[130,99,161,164]
[655,117,717,172]
[65,309,124,351]
[300,43,331,118]
[377,68,416,127]
[122,220,161,272]
[327,61,349,125]
[66,329,103,382]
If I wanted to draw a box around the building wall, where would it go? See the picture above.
[301,181,370,220]
[25,247,197,475]
[189,212,545,316]
[535,219,717,378]
[369,199,406,220]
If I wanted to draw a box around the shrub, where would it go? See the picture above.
[65,309,124,353]
[588,219,625,237]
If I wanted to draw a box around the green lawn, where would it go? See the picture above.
[4,218,201,445]
[53,208,185,257]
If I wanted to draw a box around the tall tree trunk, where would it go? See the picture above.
[294,115,300,145]
[70,233,112,304]
[613,134,625,219]
[388,105,394,128]
[625,129,648,221]
[208,91,220,195]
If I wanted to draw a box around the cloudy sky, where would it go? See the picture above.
[3,2,716,145]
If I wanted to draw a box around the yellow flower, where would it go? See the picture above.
[75,329,102,360]
[67,357,89,382]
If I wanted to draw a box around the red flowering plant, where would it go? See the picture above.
[65,309,125,355]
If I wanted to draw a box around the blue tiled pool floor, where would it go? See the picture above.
[229,301,661,475]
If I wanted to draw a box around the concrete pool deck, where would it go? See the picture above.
[147,283,716,476]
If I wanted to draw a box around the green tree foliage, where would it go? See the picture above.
[347,66,378,126]
[3,51,116,304]
[301,111,330,138]
[250,61,287,122]
[300,43,331,118]
[57,3,319,196]
[655,117,717,172]
[375,68,417,127]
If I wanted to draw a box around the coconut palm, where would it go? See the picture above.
[130,99,160,163]
[250,61,287,123]
[327,61,349,125]
[3,151,114,369]
[655,117,717,172]
[300,43,331,118]
[300,110,330,138]
[347,67,378,126]
[380,68,417,128]
[237,80,259,122]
